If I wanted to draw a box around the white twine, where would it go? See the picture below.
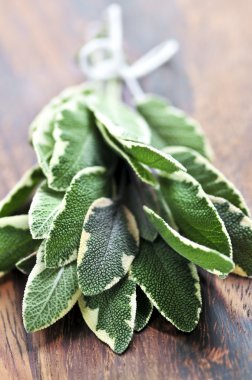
[78,3,179,101]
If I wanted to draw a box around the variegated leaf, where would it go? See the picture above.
[29,181,64,240]
[144,207,234,276]
[31,84,96,177]
[77,198,139,296]
[45,167,112,268]
[0,166,43,217]
[0,215,40,274]
[137,95,212,158]
[97,122,158,187]
[48,99,111,191]
[134,286,153,332]
[23,260,80,332]
[166,146,250,216]
[160,172,232,256]
[119,140,185,175]
[131,238,202,332]
[210,195,252,277]
[78,276,136,354]
[89,96,151,144]
[32,103,58,177]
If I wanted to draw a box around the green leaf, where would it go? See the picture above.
[0,215,40,274]
[144,207,234,276]
[78,276,136,354]
[48,99,111,191]
[125,181,159,242]
[131,238,202,332]
[45,167,112,268]
[97,122,158,187]
[134,286,153,332]
[137,95,212,158]
[89,96,151,144]
[23,260,80,332]
[0,166,43,217]
[210,195,252,277]
[16,252,37,275]
[166,146,250,216]
[118,140,186,174]
[29,181,64,240]
[77,198,139,296]
[31,84,96,177]
[160,172,232,256]
[32,103,57,177]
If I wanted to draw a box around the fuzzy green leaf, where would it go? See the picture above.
[77,198,139,296]
[48,99,110,191]
[160,172,232,256]
[144,207,234,276]
[134,286,153,332]
[23,261,80,332]
[119,140,185,174]
[32,103,57,177]
[29,181,64,240]
[45,167,112,268]
[16,252,36,275]
[137,95,212,158]
[125,182,159,242]
[78,276,136,354]
[0,215,40,274]
[166,146,250,216]
[210,196,252,277]
[90,96,151,144]
[97,122,158,187]
[0,166,43,217]
[30,85,94,173]
[131,238,202,332]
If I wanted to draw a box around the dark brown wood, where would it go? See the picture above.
[0,0,251,379]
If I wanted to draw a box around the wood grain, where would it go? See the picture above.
[0,0,251,379]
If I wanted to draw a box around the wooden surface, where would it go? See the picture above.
[0,0,252,379]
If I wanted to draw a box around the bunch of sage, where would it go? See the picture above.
[1,3,252,354]
[0,82,251,353]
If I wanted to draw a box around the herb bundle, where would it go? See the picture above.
[0,6,252,354]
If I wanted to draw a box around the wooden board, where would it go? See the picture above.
[0,0,251,379]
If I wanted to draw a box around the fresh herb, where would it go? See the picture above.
[0,4,251,353]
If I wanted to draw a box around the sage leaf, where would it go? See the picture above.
[97,122,158,187]
[30,85,94,172]
[48,99,110,191]
[137,95,212,158]
[131,238,202,332]
[16,252,36,275]
[125,182,159,242]
[166,146,250,216]
[77,198,139,296]
[144,207,234,276]
[89,96,151,144]
[210,195,252,277]
[29,181,64,240]
[78,276,136,354]
[0,215,40,274]
[23,261,80,332]
[0,166,43,217]
[134,286,153,332]
[160,172,232,256]
[45,167,112,268]
[32,103,57,177]
[118,140,186,174]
